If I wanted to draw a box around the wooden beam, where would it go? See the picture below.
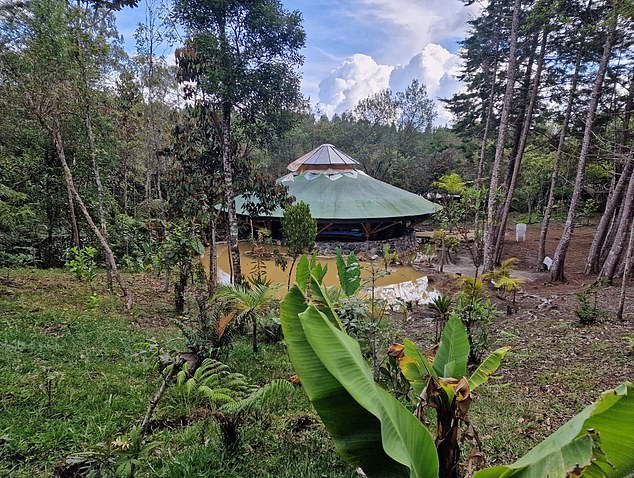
[317,223,334,234]
[369,221,400,236]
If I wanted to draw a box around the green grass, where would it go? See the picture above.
[0,268,354,477]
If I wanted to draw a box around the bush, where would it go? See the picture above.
[64,246,97,283]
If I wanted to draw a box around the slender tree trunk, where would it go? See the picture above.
[252,314,258,353]
[483,0,522,272]
[538,53,582,268]
[501,33,539,197]
[585,73,634,273]
[550,13,617,282]
[66,180,80,248]
[598,157,634,283]
[617,219,634,320]
[495,30,548,263]
[221,103,242,284]
[585,157,633,273]
[85,110,113,290]
[208,216,218,296]
[141,358,184,434]
[52,126,131,308]
[476,35,500,187]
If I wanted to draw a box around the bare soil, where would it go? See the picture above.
[393,222,634,463]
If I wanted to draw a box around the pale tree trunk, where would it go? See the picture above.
[538,52,582,268]
[550,14,617,282]
[85,110,113,290]
[476,34,500,187]
[66,181,80,248]
[495,30,548,264]
[537,0,593,268]
[617,219,634,320]
[501,33,539,196]
[221,102,242,283]
[585,156,633,273]
[52,126,131,308]
[585,73,634,273]
[598,156,634,283]
[483,0,522,272]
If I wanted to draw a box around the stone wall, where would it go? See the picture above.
[314,231,418,257]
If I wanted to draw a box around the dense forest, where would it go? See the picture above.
[1,0,634,477]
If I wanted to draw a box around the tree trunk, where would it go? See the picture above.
[585,73,634,274]
[252,314,258,354]
[585,157,633,273]
[66,179,80,248]
[175,268,187,314]
[52,126,131,309]
[436,404,460,478]
[221,102,242,284]
[538,52,582,268]
[495,30,548,264]
[483,0,522,272]
[141,358,184,435]
[617,219,634,321]
[550,13,617,282]
[85,110,113,290]
[208,217,218,296]
[476,34,500,187]
[598,157,634,283]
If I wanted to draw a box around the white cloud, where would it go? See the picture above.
[349,0,479,64]
[316,44,463,125]
[316,54,393,117]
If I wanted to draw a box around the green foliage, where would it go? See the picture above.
[336,247,361,296]
[175,298,238,360]
[173,358,256,407]
[65,426,161,478]
[64,246,98,283]
[215,282,279,353]
[473,383,634,478]
[574,288,604,325]
[382,243,400,270]
[432,173,465,195]
[280,274,439,478]
[427,294,453,342]
[159,222,205,313]
[451,276,498,363]
[281,201,317,258]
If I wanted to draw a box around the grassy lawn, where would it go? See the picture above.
[0,269,353,477]
[1,267,633,476]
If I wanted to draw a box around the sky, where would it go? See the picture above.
[115,0,480,124]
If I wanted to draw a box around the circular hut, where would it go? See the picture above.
[237,144,441,254]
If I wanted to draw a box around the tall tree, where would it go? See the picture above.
[173,0,305,284]
[550,4,618,282]
[2,0,131,305]
[483,0,523,272]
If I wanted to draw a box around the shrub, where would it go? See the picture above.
[64,246,97,284]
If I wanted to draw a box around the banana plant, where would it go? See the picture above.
[281,258,634,478]
[281,267,439,478]
[396,315,510,478]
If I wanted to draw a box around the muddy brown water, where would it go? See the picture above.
[203,242,423,290]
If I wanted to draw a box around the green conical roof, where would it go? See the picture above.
[236,144,441,222]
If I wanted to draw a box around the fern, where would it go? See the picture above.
[221,379,294,415]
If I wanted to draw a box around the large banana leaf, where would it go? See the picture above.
[281,282,438,478]
[474,382,634,478]
[432,315,469,379]
[336,248,361,297]
[468,346,511,391]
[399,339,437,397]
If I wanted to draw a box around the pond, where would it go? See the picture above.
[204,242,424,289]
